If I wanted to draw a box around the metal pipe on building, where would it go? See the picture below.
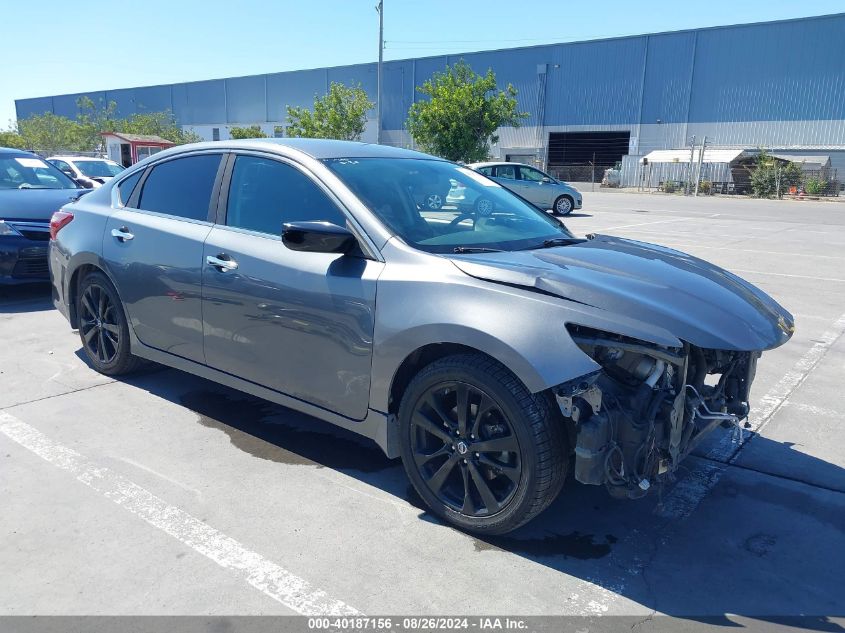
[376,1,384,145]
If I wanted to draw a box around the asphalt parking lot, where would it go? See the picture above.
[1,191,843,620]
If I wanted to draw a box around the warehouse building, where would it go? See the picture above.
[15,13,845,177]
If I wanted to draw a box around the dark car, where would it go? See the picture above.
[1,148,85,284]
[50,139,793,534]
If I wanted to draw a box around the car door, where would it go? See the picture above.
[517,165,554,207]
[201,153,383,420]
[102,152,225,364]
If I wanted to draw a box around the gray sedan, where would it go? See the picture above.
[470,161,582,215]
[49,139,792,534]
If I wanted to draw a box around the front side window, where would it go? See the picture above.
[137,154,221,220]
[324,157,573,254]
[519,166,548,182]
[226,155,346,235]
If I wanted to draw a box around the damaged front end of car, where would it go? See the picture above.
[556,324,761,498]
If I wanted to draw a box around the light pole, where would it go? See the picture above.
[376,0,384,145]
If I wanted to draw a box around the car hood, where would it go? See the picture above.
[450,234,794,351]
[0,188,85,222]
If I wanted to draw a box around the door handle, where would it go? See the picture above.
[111,227,134,242]
[206,254,238,272]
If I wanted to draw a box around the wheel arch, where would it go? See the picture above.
[66,255,119,329]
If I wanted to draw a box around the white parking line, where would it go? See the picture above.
[656,311,845,520]
[0,412,361,616]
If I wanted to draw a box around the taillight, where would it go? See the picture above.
[50,210,74,240]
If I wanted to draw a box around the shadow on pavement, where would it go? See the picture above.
[0,283,53,314]
[110,366,845,625]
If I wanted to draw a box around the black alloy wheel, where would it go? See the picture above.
[79,282,120,365]
[76,271,141,375]
[399,354,568,534]
[410,381,522,516]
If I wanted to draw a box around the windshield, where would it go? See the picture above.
[323,157,573,253]
[74,159,124,178]
[0,156,79,190]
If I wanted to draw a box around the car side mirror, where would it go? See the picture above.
[282,221,357,254]
[541,176,552,183]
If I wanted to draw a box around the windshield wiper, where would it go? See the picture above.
[452,246,504,254]
[521,237,586,250]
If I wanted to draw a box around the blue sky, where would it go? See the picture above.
[3,0,843,127]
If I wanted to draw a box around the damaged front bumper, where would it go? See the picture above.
[556,325,765,499]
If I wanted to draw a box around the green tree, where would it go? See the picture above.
[229,125,268,139]
[750,149,802,198]
[286,82,374,141]
[407,60,528,162]
[17,113,86,153]
[0,126,26,149]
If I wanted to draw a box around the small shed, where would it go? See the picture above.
[101,132,175,167]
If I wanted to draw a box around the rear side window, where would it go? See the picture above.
[117,170,143,205]
[495,165,516,180]
[476,166,493,176]
[138,154,221,221]
[225,155,346,235]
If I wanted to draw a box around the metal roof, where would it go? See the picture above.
[769,153,831,167]
[640,149,748,164]
[101,132,174,144]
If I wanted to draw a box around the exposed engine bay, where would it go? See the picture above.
[558,325,760,498]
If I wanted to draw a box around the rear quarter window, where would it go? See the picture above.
[117,170,143,206]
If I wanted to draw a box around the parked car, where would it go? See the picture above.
[47,156,125,188]
[0,147,86,284]
[50,139,793,534]
[469,162,582,215]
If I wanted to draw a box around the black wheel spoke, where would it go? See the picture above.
[414,445,449,468]
[455,383,470,436]
[96,330,107,361]
[82,325,97,344]
[460,463,475,514]
[413,411,452,444]
[102,322,119,335]
[472,435,518,454]
[470,394,495,438]
[97,289,106,320]
[468,461,500,513]
[81,293,96,319]
[479,455,520,483]
[426,394,455,428]
[427,454,459,493]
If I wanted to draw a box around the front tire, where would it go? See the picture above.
[76,271,141,376]
[553,195,574,216]
[398,354,568,534]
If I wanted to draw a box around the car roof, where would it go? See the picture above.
[469,161,533,168]
[48,155,113,162]
[150,138,443,162]
[0,147,39,158]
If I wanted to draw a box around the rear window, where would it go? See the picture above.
[137,154,221,221]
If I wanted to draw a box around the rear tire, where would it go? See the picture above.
[76,271,141,376]
[398,353,568,534]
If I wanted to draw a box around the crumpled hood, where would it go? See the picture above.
[0,188,86,222]
[450,234,794,351]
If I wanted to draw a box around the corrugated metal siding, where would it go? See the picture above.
[689,14,845,123]
[14,13,845,139]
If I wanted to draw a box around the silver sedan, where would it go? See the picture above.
[469,161,582,215]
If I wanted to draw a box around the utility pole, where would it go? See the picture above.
[694,136,707,197]
[591,152,596,192]
[376,0,384,145]
[686,135,696,195]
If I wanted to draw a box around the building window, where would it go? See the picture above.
[273,125,285,138]
[212,128,220,141]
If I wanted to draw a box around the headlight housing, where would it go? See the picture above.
[0,220,23,237]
